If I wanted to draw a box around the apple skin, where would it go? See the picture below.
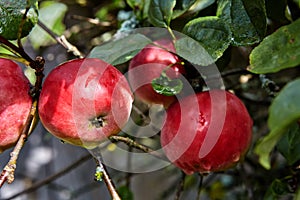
[160,90,253,174]
[0,58,32,153]
[128,39,185,108]
[38,58,133,149]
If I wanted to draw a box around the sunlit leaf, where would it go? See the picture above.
[249,19,300,74]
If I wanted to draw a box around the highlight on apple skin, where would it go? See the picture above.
[160,90,253,174]
[0,58,32,153]
[38,58,133,149]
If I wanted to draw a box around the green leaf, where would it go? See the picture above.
[152,71,183,96]
[277,122,300,165]
[254,78,300,169]
[126,0,150,19]
[249,19,300,74]
[148,0,176,27]
[175,37,214,65]
[182,16,232,61]
[117,185,134,200]
[88,33,152,65]
[0,0,38,40]
[172,0,197,18]
[29,1,67,49]
[293,0,300,8]
[217,0,266,46]
[264,179,290,200]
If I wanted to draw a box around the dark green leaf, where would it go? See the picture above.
[148,0,176,27]
[277,123,300,165]
[172,0,196,18]
[249,19,300,74]
[175,37,214,65]
[0,0,38,40]
[265,0,290,24]
[182,16,232,61]
[264,179,290,200]
[126,0,150,19]
[117,185,134,200]
[217,0,266,46]
[88,33,152,65]
[293,0,300,8]
[254,78,300,169]
[152,71,183,96]
[29,1,67,49]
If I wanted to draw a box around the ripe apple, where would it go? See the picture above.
[128,39,185,108]
[38,58,133,148]
[0,58,32,153]
[160,90,253,174]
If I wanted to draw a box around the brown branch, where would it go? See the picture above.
[37,20,84,58]
[174,172,186,200]
[0,57,45,188]
[5,154,92,200]
[0,101,37,187]
[94,159,121,200]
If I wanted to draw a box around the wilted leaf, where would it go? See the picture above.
[249,19,300,74]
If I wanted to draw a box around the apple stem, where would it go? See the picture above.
[109,135,167,161]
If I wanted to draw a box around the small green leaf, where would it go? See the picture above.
[29,1,67,49]
[175,37,214,66]
[249,19,300,74]
[254,78,300,169]
[182,16,232,61]
[172,0,197,18]
[152,71,183,96]
[277,122,300,165]
[88,33,152,65]
[148,0,176,27]
[0,0,38,40]
[117,185,134,200]
[217,0,266,46]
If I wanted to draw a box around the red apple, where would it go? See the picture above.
[38,58,133,148]
[160,90,252,174]
[128,39,185,108]
[0,58,32,153]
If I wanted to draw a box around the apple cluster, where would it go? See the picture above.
[0,38,252,175]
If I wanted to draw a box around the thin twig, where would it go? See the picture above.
[94,158,121,200]
[174,172,186,200]
[197,174,204,200]
[0,100,37,187]
[4,154,92,200]
[37,20,84,58]
[70,15,113,26]
[109,135,167,161]
[0,57,45,188]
